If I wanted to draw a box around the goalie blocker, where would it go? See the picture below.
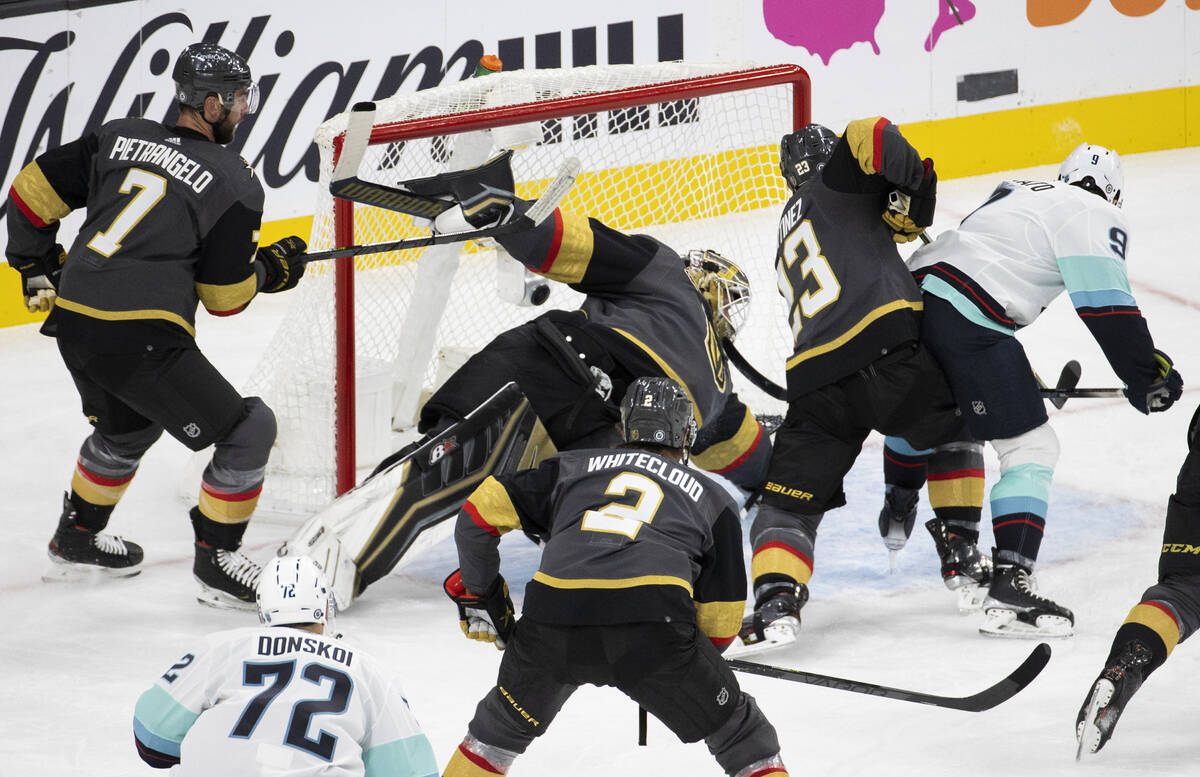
[281,383,555,609]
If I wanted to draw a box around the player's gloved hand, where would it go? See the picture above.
[21,243,66,312]
[444,569,515,650]
[256,236,307,293]
[883,157,937,243]
[1125,349,1183,414]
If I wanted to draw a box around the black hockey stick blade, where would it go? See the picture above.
[1049,360,1082,409]
[330,177,455,220]
[727,642,1051,712]
[722,338,786,401]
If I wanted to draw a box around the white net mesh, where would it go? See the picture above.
[246,62,804,515]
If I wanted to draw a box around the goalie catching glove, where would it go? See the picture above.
[1124,349,1183,414]
[256,235,308,293]
[444,569,515,650]
[883,157,937,243]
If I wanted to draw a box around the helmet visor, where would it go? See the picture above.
[229,82,260,114]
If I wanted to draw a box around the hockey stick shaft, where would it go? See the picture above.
[722,338,787,401]
[303,156,582,265]
[1039,387,1124,399]
[727,642,1050,712]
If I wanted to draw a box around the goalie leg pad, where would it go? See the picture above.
[353,382,555,595]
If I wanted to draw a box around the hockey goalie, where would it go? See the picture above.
[281,147,773,610]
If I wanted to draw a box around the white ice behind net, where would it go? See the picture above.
[246,62,798,515]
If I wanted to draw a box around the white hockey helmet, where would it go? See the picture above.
[1058,142,1123,207]
[256,556,331,626]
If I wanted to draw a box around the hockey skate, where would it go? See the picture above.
[978,559,1073,638]
[925,519,992,612]
[726,583,808,658]
[878,486,918,570]
[194,542,261,610]
[43,493,143,582]
[1075,641,1153,759]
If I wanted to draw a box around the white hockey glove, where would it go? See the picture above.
[444,569,515,650]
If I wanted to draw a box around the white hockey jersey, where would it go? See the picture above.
[133,626,438,777]
[910,178,1134,328]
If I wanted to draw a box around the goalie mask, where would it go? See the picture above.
[1058,142,1123,207]
[780,123,839,191]
[173,43,259,115]
[621,376,697,450]
[257,556,332,626]
[684,249,751,342]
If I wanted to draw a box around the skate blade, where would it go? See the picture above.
[42,555,141,583]
[1075,679,1114,760]
[195,582,257,612]
[725,616,799,658]
[979,608,1074,639]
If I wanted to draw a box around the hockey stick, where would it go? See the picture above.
[1037,387,1125,400]
[1036,360,1082,409]
[723,338,786,401]
[301,155,583,265]
[727,642,1050,712]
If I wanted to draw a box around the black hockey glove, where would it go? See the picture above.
[20,243,66,313]
[1125,349,1183,414]
[444,569,515,650]
[256,236,307,293]
[883,157,937,243]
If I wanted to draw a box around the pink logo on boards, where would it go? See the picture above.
[762,0,886,65]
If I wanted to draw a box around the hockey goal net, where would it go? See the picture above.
[246,61,809,515]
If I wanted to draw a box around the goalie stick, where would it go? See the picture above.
[303,100,582,264]
[727,642,1051,712]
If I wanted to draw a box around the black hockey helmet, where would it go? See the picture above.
[172,43,258,114]
[620,376,697,449]
[780,123,838,191]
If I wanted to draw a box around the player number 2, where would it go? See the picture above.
[581,472,664,539]
[777,219,841,338]
[86,168,167,257]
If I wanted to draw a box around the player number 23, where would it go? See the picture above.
[581,472,664,539]
[777,219,841,337]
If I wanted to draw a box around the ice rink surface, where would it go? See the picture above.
[3,148,1199,776]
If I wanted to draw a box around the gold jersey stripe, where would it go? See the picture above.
[786,299,922,370]
[468,476,523,533]
[690,405,759,472]
[541,210,594,284]
[196,275,256,314]
[695,599,746,640]
[55,297,197,338]
[610,327,704,425]
[532,570,693,596]
[11,162,71,225]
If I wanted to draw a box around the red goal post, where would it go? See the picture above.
[246,62,809,516]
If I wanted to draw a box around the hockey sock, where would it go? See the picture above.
[882,436,929,490]
[989,462,1052,568]
[927,443,985,542]
[1110,602,1179,676]
[63,490,116,533]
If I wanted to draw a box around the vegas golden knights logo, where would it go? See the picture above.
[704,323,727,393]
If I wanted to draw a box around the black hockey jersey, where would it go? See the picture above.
[454,447,747,648]
[776,116,927,397]
[495,210,763,478]
[6,118,264,351]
